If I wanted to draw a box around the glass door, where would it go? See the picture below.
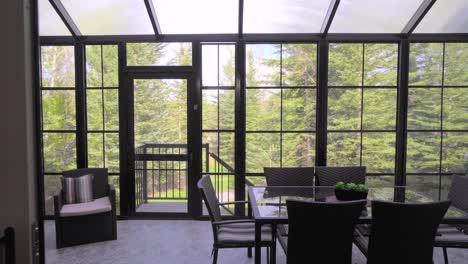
[129,75,199,216]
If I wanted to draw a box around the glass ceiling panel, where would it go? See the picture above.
[153,0,238,34]
[61,0,153,35]
[415,0,468,33]
[330,0,424,33]
[39,0,71,36]
[244,0,331,33]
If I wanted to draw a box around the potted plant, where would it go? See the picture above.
[334,181,368,201]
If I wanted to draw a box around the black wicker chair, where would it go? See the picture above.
[198,175,274,264]
[263,167,314,251]
[54,168,117,248]
[286,200,366,264]
[0,227,15,264]
[354,200,451,264]
[264,167,314,187]
[315,166,366,186]
[434,175,468,264]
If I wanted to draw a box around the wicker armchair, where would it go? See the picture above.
[54,168,117,248]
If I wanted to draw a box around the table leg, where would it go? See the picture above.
[270,224,276,264]
[255,221,261,264]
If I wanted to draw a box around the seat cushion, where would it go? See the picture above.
[60,197,111,217]
[434,224,468,246]
[217,223,272,243]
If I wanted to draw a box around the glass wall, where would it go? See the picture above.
[407,43,468,199]
[245,43,317,184]
[85,45,121,212]
[202,44,236,208]
[41,46,77,214]
[327,43,398,186]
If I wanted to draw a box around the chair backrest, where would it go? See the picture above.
[367,200,451,264]
[197,175,222,222]
[448,175,468,212]
[315,166,366,186]
[286,200,366,264]
[62,168,109,199]
[264,167,314,186]
[0,227,15,264]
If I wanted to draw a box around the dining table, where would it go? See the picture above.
[248,185,468,264]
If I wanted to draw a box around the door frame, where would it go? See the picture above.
[120,71,202,218]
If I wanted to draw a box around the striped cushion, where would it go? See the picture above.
[75,174,94,203]
[61,177,76,204]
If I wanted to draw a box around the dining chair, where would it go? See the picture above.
[263,166,315,251]
[354,200,451,264]
[315,166,366,186]
[285,199,366,264]
[263,167,315,187]
[434,175,468,264]
[198,175,274,264]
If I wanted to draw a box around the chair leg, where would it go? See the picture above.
[247,247,252,258]
[266,247,270,264]
[442,247,449,264]
[212,248,218,264]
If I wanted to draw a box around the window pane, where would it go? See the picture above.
[327,132,361,167]
[87,90,103,131]
[409,43,444,86]
[39,0,71,36]
[443,88,468,130]
[88,133,104,168]
[43,133,77,172]
[415,0,468,33]
[153,0,238,34]
[246,89,281,131]
[219,90,235,130]
[41,46,75,87]
[442,133,468,174]
[62,0,153,35]
[105,133,120,173]
[364,44,398,86]
[202,132,218,173]
[282,89,316,131]
[282,44,317,86]
[328,88,361,130]
[244,0,330,33]
[103,46,119,87]
[104,89,119,131]
[329,44,363,86]
[219,133,235,170]
[330,0,423,33]
[202,45,235,87]
[44,175,62,215]
[246,44,281,87]
[202,90,218,130]
[444,43,468,85]
[362,89,396,130]
[246,133,280,172]
[407,88,441,130]
[42,90,76,130]
[407,132,441,173]
[362,132,395,173]
[109,176,121,215]
[282,133,315,167]
[127,43,192,66]
[86,46,103,87]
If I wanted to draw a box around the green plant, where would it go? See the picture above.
[335,182,368,192]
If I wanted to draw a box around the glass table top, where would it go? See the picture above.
[248,186,467,222]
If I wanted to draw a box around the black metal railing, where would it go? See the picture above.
[135,143,251,214]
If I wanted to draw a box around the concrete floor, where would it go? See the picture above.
[45,220,468,264]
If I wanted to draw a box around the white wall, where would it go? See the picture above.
[0,0,37,263]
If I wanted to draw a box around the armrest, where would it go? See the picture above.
[53,189,63,217]
[212,219,254,226]
[219,200,252,218]
[219,201,248,205]
[108,184,116,212]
